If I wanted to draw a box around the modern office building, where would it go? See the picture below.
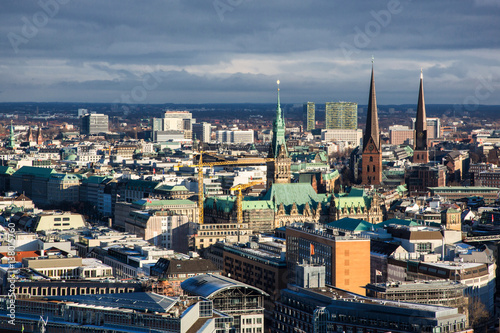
[216,129,254,144]
[192,122,212,143]
[303,102,315,131]
[321,128,363,147]
[411,117,441,139]
[389,125,414,145]
[80,113,109,135]
[286,226,370,295]
[152,110,195,140]
[182,274,268,333]
[272,283,470,333]
[365,280,468,309]
[325,102,357,130]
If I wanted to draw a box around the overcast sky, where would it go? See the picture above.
[1,0,499,106]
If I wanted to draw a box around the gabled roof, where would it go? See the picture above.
[13,166,55,179]
[181,274,268,298]
[371,240,406,256]
[262,183,327,214]
[327,217,372,232]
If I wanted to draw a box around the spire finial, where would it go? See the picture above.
[277,79,280,91]
[371,55,374,64]
[420,68,423,79]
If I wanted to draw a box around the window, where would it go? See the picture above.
[369,156,373,162]
[54,218,61,221]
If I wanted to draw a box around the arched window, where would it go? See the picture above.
[367,165,370,172]
[369,156,373,162]
[373,165,376,172]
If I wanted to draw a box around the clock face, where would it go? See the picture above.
[418,132,424,137]
[368,145,374,151]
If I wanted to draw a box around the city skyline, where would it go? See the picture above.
[0,1,499,106]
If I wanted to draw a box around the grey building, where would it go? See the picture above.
[193,122,212,143]
[80,113,109,135]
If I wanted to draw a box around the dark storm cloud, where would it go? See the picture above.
[0,0,499,104]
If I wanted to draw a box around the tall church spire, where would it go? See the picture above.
[414,70,429,163]
[6,120,15,149]
[361,61,382,185]
[363,63,380,150]
[267,80,291,189]
[269,80,287,158]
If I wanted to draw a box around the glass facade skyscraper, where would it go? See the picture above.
[303,102,315,131]
[325,102,358,130]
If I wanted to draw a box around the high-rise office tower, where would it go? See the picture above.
[325,102,358,130]
[361,64,382,185]
[414,70,429,163]
[152,111,195,140]
[192,122,212,143]
[80,113,109,135]
[303,102,315,131]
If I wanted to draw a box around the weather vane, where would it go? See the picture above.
[277,79,280,91]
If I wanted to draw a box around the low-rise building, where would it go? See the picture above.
[182,274,267,333]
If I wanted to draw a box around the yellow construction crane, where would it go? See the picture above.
[189,152,273,224]
[230,180,265,224]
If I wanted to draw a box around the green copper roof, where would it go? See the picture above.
[13,166,55,179]
[263,183,323,207]
[155,184,189,192]
[376,218,419,228]
[0,166,15,175]
[396,184,408,193]
[327,217,372,232]
[322,170,340,181]
[269,82,288,158]
[333,188,371,210]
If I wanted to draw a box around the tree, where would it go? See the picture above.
[468,298,489,332]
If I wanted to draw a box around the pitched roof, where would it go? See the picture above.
[0,166,15,175]
[363,65,380,149]
[370,240,405,256]
[13,166,55,178]
[327,217,372,232]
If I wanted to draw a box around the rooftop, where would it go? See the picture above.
[181,274,269,298]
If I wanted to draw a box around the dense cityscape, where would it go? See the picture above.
[2,1,500,333]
